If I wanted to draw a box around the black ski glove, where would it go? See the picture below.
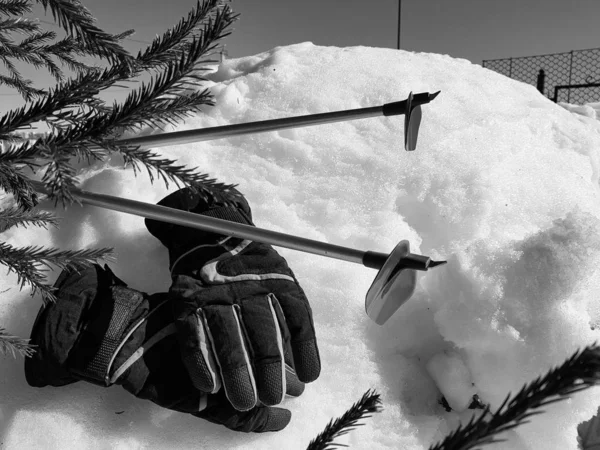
[145,187,321,413]
[24,264,305,432]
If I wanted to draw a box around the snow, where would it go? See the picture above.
[2,42,600,449]
[426,351,478,412]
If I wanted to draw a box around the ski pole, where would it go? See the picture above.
[30,180,402,269]
[30,180,446,324]
[118,91,440,151]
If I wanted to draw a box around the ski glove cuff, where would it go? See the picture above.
[25,263,149,388]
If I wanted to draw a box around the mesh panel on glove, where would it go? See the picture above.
[224,366,256,411]
[294,340,321,383]
[256,362,284,406]
[183,352,218,393]
[75,287,145,384]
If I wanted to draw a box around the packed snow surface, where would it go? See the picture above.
[3,42,600,449]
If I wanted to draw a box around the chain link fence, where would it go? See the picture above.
[482,47,600,105]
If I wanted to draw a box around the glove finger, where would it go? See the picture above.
[195,399,291,433]
[281,320,305,397]
[285,363,305,397]
[274,289,321,383]
[239,294,286,406]
[176,307,222,394]
[202,304,257,411]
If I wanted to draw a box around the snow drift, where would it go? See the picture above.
[2,42,600,449]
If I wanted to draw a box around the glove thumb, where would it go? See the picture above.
[194,404,291,433]
[256,406,292,432]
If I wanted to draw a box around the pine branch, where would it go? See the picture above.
[0,241,114,302]
[112,143,240,205]
[0,30,57,71]
[19,29,55,46]
[104,43,217,132]
[125,90,215,131]
[307,390,383,450]
[429,344,600,450]
[0,62,130,134]
[0,0,32,16]
[0,1,232,132]
[93,7,235,136]
[0,162,38,209]
[0,138,41,165]
[39,142,78,206]
[0,327,35,358]
[37,0,129,62]
[0,52,23,81]
[0,73,45,101]
[27,7,236,204]
[43,54,63,81]
[0,132,26,142]
[43,35,98,74]
[136,0,237,70]
[1,0,238,207]
[0,205,58,230]
[112,29,135,41]
[0,17,39,34]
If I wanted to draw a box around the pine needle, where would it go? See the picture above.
[0,162,38,209]
[0,242,114,302]
[307,389,383,450]
[0,206,58,230]
[0,0,32,17]
[37,0,129,62]
[0,327,35,358]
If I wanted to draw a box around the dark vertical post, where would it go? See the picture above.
[536,69,545,94]
[568,50,574,103]
[397,0,402,49]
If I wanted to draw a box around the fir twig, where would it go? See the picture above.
[307,389,383,450]
[0,326,35,358]
[0,206,58,230]
[68,8,235,139]
[0,63,130,134]
[0,241,114,302]
[36,0,129,62]
[0,162,38,209]
[113,143,236,192]
[0,0,32,17]
[0,73,45,100]
[0,17,38,34]
[429,344,600,450]
[136,0,237,70]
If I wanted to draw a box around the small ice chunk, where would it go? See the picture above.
[426,350,478,412]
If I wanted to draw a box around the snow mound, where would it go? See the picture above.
[2,42,600,449]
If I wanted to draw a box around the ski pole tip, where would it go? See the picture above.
[427,259,447,269]
[429,90,441,101]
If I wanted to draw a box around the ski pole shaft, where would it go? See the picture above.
[117,91,439,149]
[30,181,389,270]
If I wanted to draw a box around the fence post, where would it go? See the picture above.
[536,69,545,95]
[567,51,574,103]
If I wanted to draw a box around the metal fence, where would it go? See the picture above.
[482,47,600,104]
